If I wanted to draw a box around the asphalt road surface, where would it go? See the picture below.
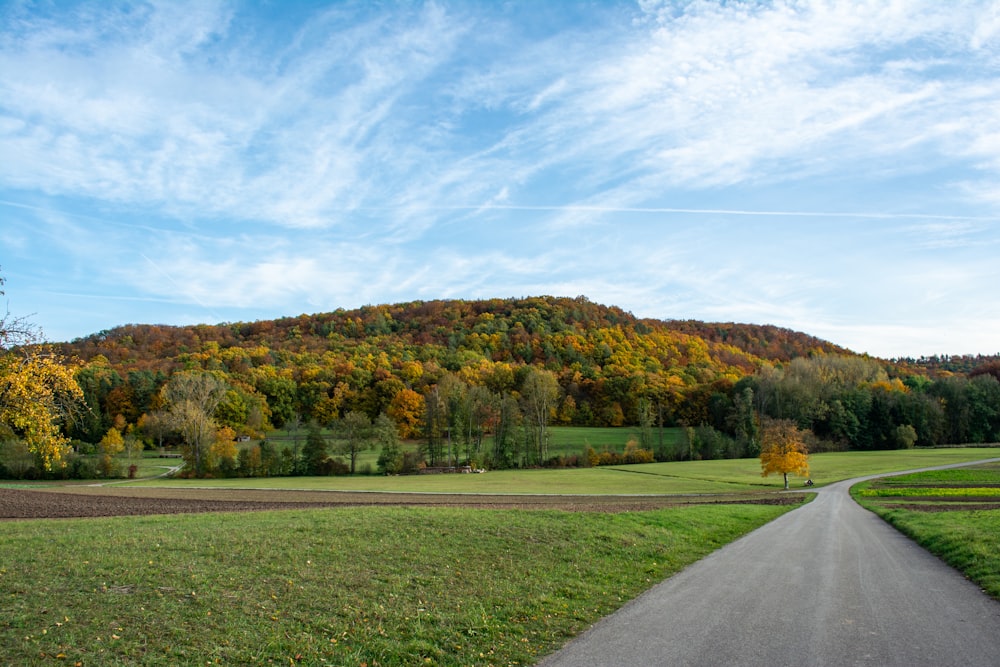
[538,460,1000,667]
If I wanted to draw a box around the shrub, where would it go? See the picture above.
[895,424,918,449]
[323,458,350,476]
[400,450,424,474]
[69,455,99,480]
[377,443,404,475]
[1,438,38,479]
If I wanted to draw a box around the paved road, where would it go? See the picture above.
[538,460,1000,667]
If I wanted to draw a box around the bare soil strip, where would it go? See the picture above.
[0,486,799,519]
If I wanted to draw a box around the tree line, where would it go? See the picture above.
[2,294,999,479]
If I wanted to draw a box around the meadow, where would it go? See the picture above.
[1,503,792,665]
[125,446,1000,495]
[3,447,998,665]
[261,425,674,475]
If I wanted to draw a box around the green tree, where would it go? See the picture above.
[422,384,446,466]
[335,410,372,474]
[255,374,297,428]
[239,444,263,477]
[894,424,918,449]
[637,396,655,450]
[491,393,523,469]
[520,368,559,465]
[71,358,122,443]
[729,387,760,457]
[258,439,283,476]
[439,373,468,467]
[375,413,403,474]
[301,422,329,475]
[463,384,495,465]
[138,410,173,451]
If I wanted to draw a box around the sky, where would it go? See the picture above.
[2,0,1000,360]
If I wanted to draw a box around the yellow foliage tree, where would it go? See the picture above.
[1,272,83,471]
[0,350,83,471]
[98,426,125,477]
[209,425,238,472]
[760,419,810,489]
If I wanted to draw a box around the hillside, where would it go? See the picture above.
[8,295,996,477]
[48,295,858,443]
[61,296,846,372]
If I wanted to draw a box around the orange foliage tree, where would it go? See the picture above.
[760,419,809,489]
[387,388,424,439]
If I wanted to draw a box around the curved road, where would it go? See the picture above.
[539,460,1000,667]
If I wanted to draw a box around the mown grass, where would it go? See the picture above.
[0,502,797,666]
[121,447,1000,495]
[858,486,1000,498]
[874,466,1000,486]
[545,426,683,453]
[260,425,685,473]
[628,448,1000,487]
[853,462,1000,601]
[124,466,754,494]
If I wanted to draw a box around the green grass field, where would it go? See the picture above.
[4,448,999,665]
[545,426,683,452]
[0,503,795,666]
[122,447,1000,495]
[259,425,684,474]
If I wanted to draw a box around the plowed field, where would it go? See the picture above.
[0,485,799,519]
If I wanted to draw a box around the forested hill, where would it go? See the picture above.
[44,296,1000,456]
[659,319,853,362]
[60,296,847,372]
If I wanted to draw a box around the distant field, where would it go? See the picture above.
[258,425,683,473]
[546,426,683,453]
[631,447,1000,487]
[125,466,753,495]
[120,447,1000,494]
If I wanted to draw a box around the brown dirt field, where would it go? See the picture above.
[0,485,801,519]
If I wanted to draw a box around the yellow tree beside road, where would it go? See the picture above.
[760,418,810,489]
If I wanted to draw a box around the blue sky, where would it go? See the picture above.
[2,0,999,359]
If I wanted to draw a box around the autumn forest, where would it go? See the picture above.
[3,295,1000,479]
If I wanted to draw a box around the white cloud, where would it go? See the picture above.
[0,2,469,227]
[4,0,1000,229]
[5,1,1000,355]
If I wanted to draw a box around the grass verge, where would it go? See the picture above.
[1,502,797,666]
[853,462,1000,601]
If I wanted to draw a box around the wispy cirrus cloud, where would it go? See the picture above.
[1,2,467,227]
[4,0,1000,229]
[3,1,1000,357]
